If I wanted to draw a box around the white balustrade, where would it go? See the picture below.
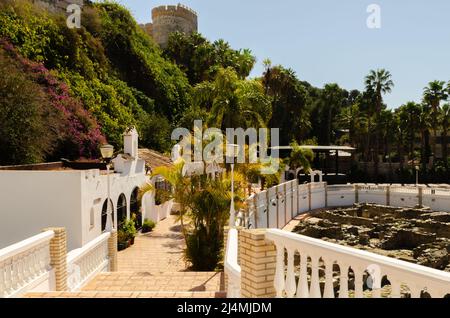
[224,228,241,298]
[249,182,450,230]
[0,231,54,298]
[266,229,450,298]
[66,232,110,291]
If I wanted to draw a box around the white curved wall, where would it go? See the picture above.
[249,181,450,230]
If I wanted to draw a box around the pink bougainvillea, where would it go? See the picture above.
[1,40,106,159]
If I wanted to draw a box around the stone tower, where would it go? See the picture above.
[142,3,198,49]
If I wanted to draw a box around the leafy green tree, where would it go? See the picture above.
[364,69,394,172]
[0,52,59,164]
[288,141,314,172]
[423,80,448,157]
[96,2,192,122]
[440,104,450,164]
[165,32,255,85]
[262,65,310,145]
[317,83,347,145]
[194,67,271,130]
[338,103,367,148]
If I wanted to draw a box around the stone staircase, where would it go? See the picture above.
[25,215,227,298]
[25,271,226,298]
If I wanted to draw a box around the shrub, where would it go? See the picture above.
[0,48,59,164]
[122,219,137,240]
[141,219,156,233]
[117,229,129,250]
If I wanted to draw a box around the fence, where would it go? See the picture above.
[0,228,114,297]
[246,181,450,230]
[0,231,55,298]
[266,228,450,298]
[66,232,110,291]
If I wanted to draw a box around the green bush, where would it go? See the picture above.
[122,219,137,240]
[141,219,156,233]
[0,49,59,164]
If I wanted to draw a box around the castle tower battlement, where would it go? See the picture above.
[149,3,198,48]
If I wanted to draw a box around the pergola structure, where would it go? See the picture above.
[272,145,356,183]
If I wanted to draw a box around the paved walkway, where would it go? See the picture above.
[24,214,225,298]
[25,291,225,298]
[82,272,224,292]
[118,214,187,273]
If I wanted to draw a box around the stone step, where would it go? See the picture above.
[81,271,225,293]
[24,291,226,298]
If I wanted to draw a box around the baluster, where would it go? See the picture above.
[12,257,19,291]
[33,250,39,277]
[40,246,47,273]
[285,247,297,298]
[273,243,286,297]
[0,263,5,297]
[353,268,364,298]
[309,255,321,298]
[17,255,24,287]
[338,263,349,298]
[5,260,12,295]
[24,252,30,279]
[390,279,402,298]
[296,252,309,298]
[323,258,335,298]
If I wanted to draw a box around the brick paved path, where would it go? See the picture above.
[117,215,187,273]
[24,214,225,298]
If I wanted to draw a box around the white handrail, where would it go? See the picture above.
[266,229,450,298]
[0,231,55,298]
[66,232,110,291]
[224,228,241,298]
[67,232,110,264]
[0,231,54,262]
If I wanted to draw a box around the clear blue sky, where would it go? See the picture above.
[115,0,450,109]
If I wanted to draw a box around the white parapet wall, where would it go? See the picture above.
[266,228,450,298]
[247,181,450,230]
[224,228,241,298]
[0,230,55,298]
[66,232,110,291]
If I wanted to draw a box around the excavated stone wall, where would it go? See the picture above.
[293,203,450,272]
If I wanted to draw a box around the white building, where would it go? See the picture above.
[0,128,147,251]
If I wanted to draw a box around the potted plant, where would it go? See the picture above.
[142,219,156,233]
[117,230,128,251]
[123,219,137,245]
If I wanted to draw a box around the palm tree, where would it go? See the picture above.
[440,104,450,166]
[320,83,345,145]
[364,69,394,176]
[423,80,448,157]
[417,104,433,170]
[338,103,366,148]
[287,141,314,172]
[194,67,271,130]
[152,159,192,242]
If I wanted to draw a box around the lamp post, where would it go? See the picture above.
[100,144,114,232]
[226,143,239,228]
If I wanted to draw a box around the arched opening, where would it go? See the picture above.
[117,194,127,230]
[130,187,141,229]
[101,199,114,232]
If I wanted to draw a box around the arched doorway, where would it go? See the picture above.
[101,199,114,232]
[117,194,127,230]
[130,187,141,229]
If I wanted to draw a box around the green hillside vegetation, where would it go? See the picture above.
[1,0,450,184]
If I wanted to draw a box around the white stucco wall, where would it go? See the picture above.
[0,167,147,251]
[0,171,83,250]
[80,169,147,246]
